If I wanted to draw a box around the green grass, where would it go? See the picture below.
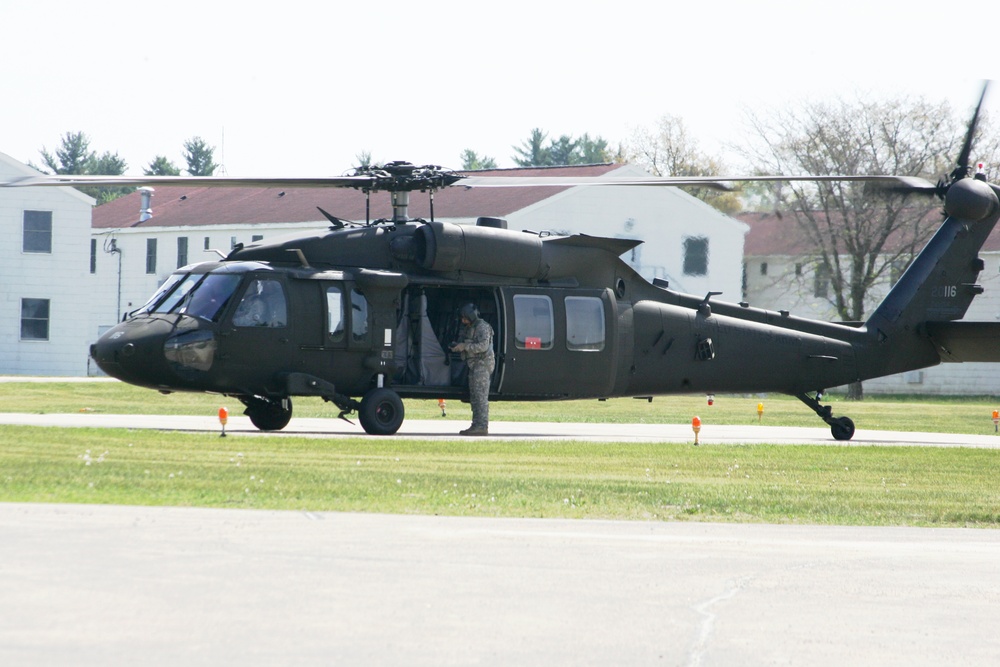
[1,425,998,527]
[2,381,1000,527]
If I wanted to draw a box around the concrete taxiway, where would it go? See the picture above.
[1,503,998,666]
[2,410,1000,447]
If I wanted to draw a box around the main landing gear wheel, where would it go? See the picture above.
[359,387,404,435]
[242,396,293,431]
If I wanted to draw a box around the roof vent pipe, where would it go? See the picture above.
[138,187,154,222]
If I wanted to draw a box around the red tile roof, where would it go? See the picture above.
[92,164,622,229]
[738,208,1000,255]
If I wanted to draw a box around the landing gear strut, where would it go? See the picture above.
[796,391,855,441]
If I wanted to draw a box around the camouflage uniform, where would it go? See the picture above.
[453,317,494,434]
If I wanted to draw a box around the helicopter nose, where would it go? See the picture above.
[91,318,203,388]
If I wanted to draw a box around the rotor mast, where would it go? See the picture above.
[351,161,462,224]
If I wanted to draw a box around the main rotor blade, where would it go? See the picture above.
[0,171,940,194]
[459,174,939,192]
[457,175,737,191]
[0,174,376,189]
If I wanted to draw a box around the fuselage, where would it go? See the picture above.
[91,219,872,405]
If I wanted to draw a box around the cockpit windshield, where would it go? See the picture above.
[151,272,242,321]
[136,272,186,315]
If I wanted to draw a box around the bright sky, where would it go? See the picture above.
[3,0,998,177]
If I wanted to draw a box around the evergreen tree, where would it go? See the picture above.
[459,149,498,170]
[36,131,128,203]
[183,137,217,176]
[144,155,181,176]
[512,129,551,166]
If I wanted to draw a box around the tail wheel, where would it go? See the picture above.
[830,416,855,441]
[243,396,293,431]
[359,388,404,435]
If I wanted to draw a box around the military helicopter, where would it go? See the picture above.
[4,90,998,439]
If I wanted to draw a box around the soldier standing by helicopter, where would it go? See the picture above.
[450,303,495,436]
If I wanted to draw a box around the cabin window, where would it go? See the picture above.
[513,294,553,350]
[326,287,346,341]
[20,298,50,340]
[565,296,605,352]
[22,210,52,253]
[683,237,708,276]
[351,289,369,341]
[233,279,287,328]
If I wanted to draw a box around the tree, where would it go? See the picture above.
[512,128,550,167]
[511,129,613,167]
[39,131,93,175]
[739,95,991,399]
[36,131,129,204]
[459,149,498,171]
[183,136,217,176]
[576,133,611,164]
[144,155,181,176]
[625,114,741,214]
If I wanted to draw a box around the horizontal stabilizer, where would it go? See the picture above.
[546,234,643,257]
[926,322,1000,362]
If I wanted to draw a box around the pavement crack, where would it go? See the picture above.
[687,575,751,667]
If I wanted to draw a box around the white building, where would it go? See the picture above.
[0,151,96,375]
[741,211,1000,395]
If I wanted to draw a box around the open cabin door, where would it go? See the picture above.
[392,286,502,394]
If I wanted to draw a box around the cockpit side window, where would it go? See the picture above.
[327,286,345,342]
[233,278,288,328]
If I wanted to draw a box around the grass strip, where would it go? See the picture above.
[2,425,997,527]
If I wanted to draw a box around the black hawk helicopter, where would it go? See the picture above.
[5,89,999,439]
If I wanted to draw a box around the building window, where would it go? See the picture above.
[513,294,553,350]
[814,263,831,298]
[23,210,52,253]
[760,262,768,276]
[146,238,157,274]
[90,239,97,274]
[231,236,237,249]
[204,236,211,250]
[21,298,50,340]
[177,237,189,268]
[683,237,708,276]
[795,263,803,276]
[251,235,263,242]
[565,296,605,352]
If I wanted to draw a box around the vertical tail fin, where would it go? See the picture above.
[863,179,1000,376]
